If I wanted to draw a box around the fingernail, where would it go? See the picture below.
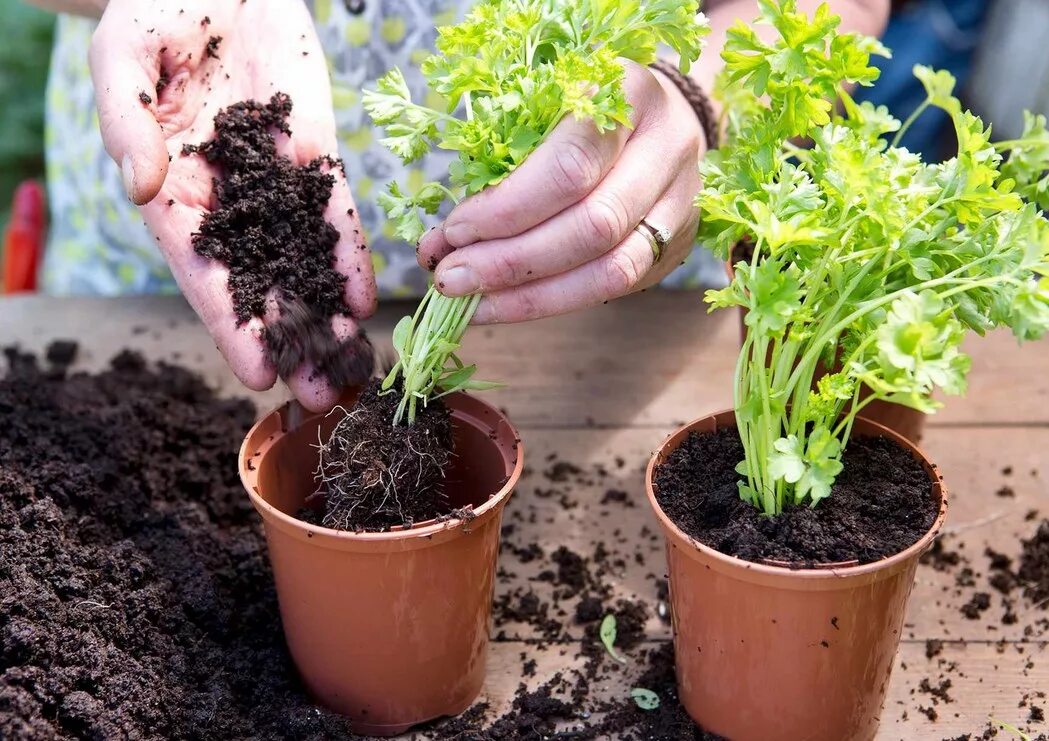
[437,265,479,296]
[121,154,137,201]
[443,219,478,247]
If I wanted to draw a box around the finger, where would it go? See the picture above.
[327,167,379,319]
[416,226,454,271]
[432,123,685,297]
[140,197,277,392]
[283,315,363,413]
[440,62,662,248]
[89,18,169,205]
[471,181,700,324]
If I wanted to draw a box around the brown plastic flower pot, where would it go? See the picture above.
[724,248,927,443]
[239,389,523,736]
[645,410,947,741]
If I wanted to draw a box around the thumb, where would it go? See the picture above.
[88,17,169,205]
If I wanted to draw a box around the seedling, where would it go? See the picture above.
[365,0,709,425]
[630,688,661,710]
[599,613,626,663]
[990,718,1031,741]
[699,0,1049,515]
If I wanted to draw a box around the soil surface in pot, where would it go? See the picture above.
[183,92,373,388]
[654,427,938,565]
[308,378,454,531]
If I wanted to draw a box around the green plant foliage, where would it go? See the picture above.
[0,1,54,233]
[599,613,626,663]
[699,0,1049,515]
[365,0,708,425]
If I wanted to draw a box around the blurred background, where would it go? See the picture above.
[1,0,52,292]
[0,0,1046,294]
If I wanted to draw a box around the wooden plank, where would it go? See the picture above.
[2,293,1047,428]
[399,639,1049,740]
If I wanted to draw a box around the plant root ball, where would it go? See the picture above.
[314,379,453,531]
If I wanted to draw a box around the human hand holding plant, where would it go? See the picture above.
[700,0,1049,515]
[365,0,710,425]
[414,58,708,324]
[89,0,377,410]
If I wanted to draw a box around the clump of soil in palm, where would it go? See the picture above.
[183,92,372,388]
[312,379,453,531]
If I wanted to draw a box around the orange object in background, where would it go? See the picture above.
[3,180,46,293]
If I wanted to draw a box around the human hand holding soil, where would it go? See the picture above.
[89,0,377,410]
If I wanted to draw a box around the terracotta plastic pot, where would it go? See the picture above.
[239,390,523,736]
[724,249,927,443]
[646,410,947,741]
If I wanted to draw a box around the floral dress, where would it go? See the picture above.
[42,0,723,297]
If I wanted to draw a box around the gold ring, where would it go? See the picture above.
[635,219,672,263]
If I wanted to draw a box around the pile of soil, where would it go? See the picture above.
[184,93,372,388]
[0,345,371,740]
[654,428,938,565]
[311,378,453,531]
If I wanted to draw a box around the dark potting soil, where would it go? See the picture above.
[596,642,726,741]
[654,427,938,565]
[312,378,453,531]
[263,295,374,389]
[184,93,372,388]
[1019,520,1049,607]
[0,346,372,740]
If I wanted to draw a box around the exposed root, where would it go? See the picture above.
[312,379,453,531]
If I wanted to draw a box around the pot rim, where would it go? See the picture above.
[240,390,523,544]
[645,409,947,582]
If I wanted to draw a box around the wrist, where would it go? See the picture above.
[650,59,719,155]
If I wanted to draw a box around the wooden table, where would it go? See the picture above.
[3,291,1047,740]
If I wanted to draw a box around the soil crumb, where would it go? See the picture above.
[313,378,452,531]
[0,348,372,740]
[184,92,369,387]
[653,428,937,565]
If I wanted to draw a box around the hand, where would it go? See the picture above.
[417,60,705,324]
[90,0,377,410]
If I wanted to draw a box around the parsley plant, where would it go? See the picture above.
[700,0,1049,515]
[365,0,709,425]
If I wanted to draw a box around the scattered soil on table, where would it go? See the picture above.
[653,428,937,565]
[1019,520,1049,607]
[312,378,453,531]
[596,642,726,740]
[960,591,992,620]
[0,346,371,740]
[184,92,371,388]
